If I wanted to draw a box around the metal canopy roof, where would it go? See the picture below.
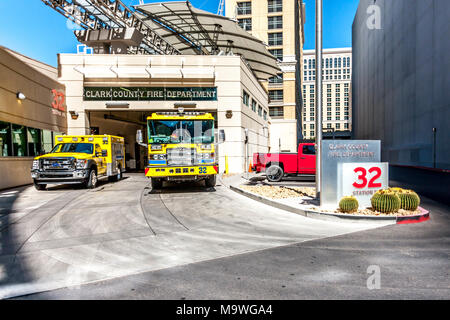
[135,1,280,80]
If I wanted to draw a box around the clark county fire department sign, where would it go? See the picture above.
[83,87,217,101]
[321,140,381,208]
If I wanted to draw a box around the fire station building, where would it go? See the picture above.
[59,53,271,174]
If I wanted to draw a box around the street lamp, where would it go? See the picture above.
[315,0,323,202]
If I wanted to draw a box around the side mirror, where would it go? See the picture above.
[95,152,101,157]
[219,129,226,144]
[136,129,144,144]
[101,150,107,157]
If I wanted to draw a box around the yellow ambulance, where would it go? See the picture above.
[31,135,125,190]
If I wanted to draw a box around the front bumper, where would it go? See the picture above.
[31,170,89,184]
[145,165,218,178]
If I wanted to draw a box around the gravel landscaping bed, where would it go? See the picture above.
[240,185,316,199]
[239,184,425,217]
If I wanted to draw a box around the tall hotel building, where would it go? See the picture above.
[225,0,306,152]
[302,48,352,139]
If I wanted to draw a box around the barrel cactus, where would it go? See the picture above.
[388,188,420,211]
[339,196,359,213]
[371,189,401,213]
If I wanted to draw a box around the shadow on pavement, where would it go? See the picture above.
[0,187,33,295]
[150,180,217,194]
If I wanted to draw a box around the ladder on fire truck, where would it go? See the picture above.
[40,0,180,55]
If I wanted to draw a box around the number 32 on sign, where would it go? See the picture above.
[338,162,389,208]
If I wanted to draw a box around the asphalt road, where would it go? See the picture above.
[0,173,382,299]
[15,195,450,300]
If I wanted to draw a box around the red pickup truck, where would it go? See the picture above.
[253,143,316,182]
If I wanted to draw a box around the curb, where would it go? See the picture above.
[229,185,430,225]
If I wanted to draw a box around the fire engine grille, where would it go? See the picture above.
[167,148,196,166]
[41,158,75,171]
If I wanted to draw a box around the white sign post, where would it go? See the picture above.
[338,162,389,208]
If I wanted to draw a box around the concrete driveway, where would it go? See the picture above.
[0,173,387,299]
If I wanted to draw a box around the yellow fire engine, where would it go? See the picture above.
[31,135,125,190]
[139,111,225,189]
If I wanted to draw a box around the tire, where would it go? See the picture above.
[205,175,216,188]
[108,166,122,182]
[266,165,284,182]
[151,178,163,190]
[116,166,122,181]
[34,182,46,191]
[85,168,98,189]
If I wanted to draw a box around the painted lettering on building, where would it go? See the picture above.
[52,89,65,111]
[83,87,218,101]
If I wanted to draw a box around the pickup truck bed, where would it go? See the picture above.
[253,143,316,182]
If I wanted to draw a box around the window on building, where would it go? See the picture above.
[327,123,332,129]
[237,2,251,15]
[258,105,263,117]
[243,90,250,106]
[12,124,27,157]
[263,110,268,120]
[336,123,341,129]
[27,127,42,157]
[269,49,283,60]
[238,18,252,31]
[268,0,282,13]
[344,123,349,129]
[269,106,284,117]
[41,130,53,154]
[269,90,283,101]
[310,124,314,129]
[268,16,282,29]
[327,116,332,121]
[269,73,283,84]
[0,121,12,156]
[251,98,257,112]
[268,32,283,46]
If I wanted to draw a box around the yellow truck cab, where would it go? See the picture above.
[141,111,224,189]
[31,135,125,190]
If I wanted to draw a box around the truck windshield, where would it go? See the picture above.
[148,120,214,144]
[51,143,94,154]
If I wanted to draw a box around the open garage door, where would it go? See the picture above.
[87,110,217,172]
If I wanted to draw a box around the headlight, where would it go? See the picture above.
[201,144,212,150]
[76,159,88,169]
[199,153,214,159]
[151,144,162,151]
[32,160,39,170]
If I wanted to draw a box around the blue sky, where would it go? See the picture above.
[0,0,358,67]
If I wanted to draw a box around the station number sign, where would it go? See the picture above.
[338,162,389,208]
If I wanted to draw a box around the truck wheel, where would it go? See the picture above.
[151,178,163,190]
[34,182,46,191]
[116,166,122,181]
[266,165,284,182]
[85,169,98,189]
[205,175,216,188]
[108,166,122,182]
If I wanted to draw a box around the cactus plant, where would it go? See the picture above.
[371,189,401,213]
[388,187,421,211]
[339,196,359,213]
